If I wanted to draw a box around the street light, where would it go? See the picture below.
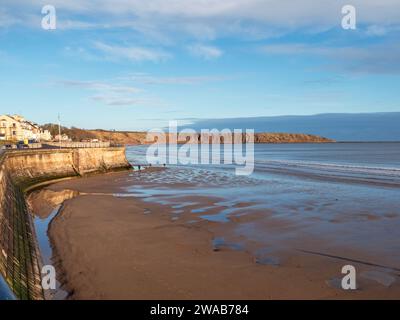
[58,114,61,149]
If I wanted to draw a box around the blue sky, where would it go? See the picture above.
[0,0,399,130]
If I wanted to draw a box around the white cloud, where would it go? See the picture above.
[0,8,20,27]
[3,0,398,40]
[32,0,400,25]
[188,44,223,60]
[57,79,153,106]
[261,43,316,55]
[261,43,400,74]
[365,25,388,37]
[56,20,100,30]
[63,46,101,61]
[55,72,229,107]
[91,95,159,106]
[126,73,229,84]
[58,80,142,94]
[93,41,171,62]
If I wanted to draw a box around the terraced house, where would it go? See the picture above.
[0,114,52,142]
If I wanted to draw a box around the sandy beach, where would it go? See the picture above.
[28,167,400,300]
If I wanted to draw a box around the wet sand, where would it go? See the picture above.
[30,169,400,299]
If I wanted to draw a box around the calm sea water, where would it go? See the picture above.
[127,142,400,186]
[125,142,400,267]
[252,143,400,168]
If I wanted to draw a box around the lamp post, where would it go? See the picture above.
[109,129,115,147]
[58,114,61,149]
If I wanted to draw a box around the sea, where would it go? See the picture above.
[125,142,400,268]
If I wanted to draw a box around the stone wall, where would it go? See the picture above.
[72,147,130,175]
[0,147,131,299]
[0,153,43,299]
[5,147,131,189]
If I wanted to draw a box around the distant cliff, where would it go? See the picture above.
[185,112,400,142]
[84,131,333,144]
[254,133,333,143]
[41,125,333,144]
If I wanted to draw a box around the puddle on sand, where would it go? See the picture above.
[201,206,246,223]
[114,193,149,198]
[34,206,69,300]
[360,270,397,288]
[256,256,281,267]
[254,247,281,267]
[172,202,198,209]
[191,206,217,214]
[212,237,244,252]
[326,277,345,290]
[326,269,398,291]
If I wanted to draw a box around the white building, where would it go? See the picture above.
[0,114,52,142]
[54,134,71,142]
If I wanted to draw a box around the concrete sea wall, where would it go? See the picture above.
[0,147,131,299]
[0,153,42,300]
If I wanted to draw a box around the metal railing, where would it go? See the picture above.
[44,141,111,148]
